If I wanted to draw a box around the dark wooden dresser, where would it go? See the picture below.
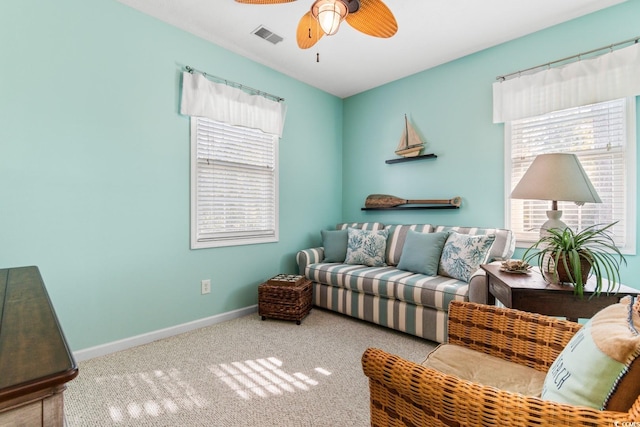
[0,266,78,426]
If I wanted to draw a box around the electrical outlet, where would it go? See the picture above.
[201,279,211,295]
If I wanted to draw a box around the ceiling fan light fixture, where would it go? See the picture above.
[311,0,348,36]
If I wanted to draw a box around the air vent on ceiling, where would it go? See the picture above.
[252,26,283,45]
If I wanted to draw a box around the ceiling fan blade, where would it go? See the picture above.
[297,11,324,49]
[346,0,397,38]
[235,0,296,4]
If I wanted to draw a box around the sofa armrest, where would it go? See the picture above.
[467,261,504,304]
[296,247,324,276]
[361,347,637,426]
[467,270,487,304]
[447,301,582,371]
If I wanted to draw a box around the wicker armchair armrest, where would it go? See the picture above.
[362,347,639,426]
[296,247,324,276]
[447,301,582,372]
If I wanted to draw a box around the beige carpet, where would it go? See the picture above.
[65,308,436,426]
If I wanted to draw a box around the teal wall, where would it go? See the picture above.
[342,0,640,287]
[2,0,639,353]
[0,0,342,351]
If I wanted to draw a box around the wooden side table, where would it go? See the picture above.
[258,274,312,325]
[0,266,78,426]
[481,263,639,321]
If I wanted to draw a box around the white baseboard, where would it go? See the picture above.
[73,305,258,362]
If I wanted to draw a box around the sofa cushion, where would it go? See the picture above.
[541,296,640,410]
[306,264,406,299]
[321,229,348,262]
[438,232,495,282]
[422,344,546,397]
[393,273,469,309]
[344,228,388,267]
[397,230,449,276]
[433,225,515,262]
[337,222,385,231]
[384,224,433,266]
[305,263,468,310]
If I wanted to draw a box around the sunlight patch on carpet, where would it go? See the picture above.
[209,357,331,400]
[97,368,208,422]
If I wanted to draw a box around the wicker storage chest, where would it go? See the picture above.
[259,275,312,325]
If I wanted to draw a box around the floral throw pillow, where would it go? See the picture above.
[344,228,388,267]
[438,232,495,282]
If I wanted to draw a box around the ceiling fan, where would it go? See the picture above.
[235,0,398,49]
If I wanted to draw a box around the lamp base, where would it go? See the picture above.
[540,210,567,237]
[540,210,567,282]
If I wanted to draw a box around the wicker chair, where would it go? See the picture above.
[362,301,640,426]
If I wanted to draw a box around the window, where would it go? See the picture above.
[191,117,278,249]
[505,97,636,254]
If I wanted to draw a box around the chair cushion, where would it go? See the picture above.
[422,344,545,397]
[541,296,640,410]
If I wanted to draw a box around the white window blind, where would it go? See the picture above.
[507,98,635,253]
[191,116,278,249]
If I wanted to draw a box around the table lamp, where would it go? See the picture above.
[510,153,602,236]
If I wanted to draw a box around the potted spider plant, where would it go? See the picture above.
[522,222,626,298]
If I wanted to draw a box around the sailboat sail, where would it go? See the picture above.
[395,115,424,157]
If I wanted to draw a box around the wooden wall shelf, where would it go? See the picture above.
[385,153,437,164]
[362,205,459,211]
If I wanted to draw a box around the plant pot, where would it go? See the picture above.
[522,223,625,297]
[554,255,591,285]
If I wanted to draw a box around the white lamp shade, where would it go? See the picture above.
[511,153,602,204]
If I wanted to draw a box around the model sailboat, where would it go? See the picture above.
[395,114,424,158]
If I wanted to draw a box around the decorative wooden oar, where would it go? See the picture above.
[365,194,462,208]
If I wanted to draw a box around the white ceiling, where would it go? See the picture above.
[118,0,626,98]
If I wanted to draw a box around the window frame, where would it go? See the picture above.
[190,117,279,249]
[504,97,636,255]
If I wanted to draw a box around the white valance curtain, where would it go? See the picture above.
[493,42,640,123]
[180,72,287,137]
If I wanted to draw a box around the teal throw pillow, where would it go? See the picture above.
[344,228,388,267]
[397,230,450,275]
[438,232,495,282]
[541,296,640,410]
[321,229,348,262]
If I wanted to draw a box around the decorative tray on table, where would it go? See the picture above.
[499,260,532,274]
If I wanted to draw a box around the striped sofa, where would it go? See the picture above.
[296,223,515,343]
